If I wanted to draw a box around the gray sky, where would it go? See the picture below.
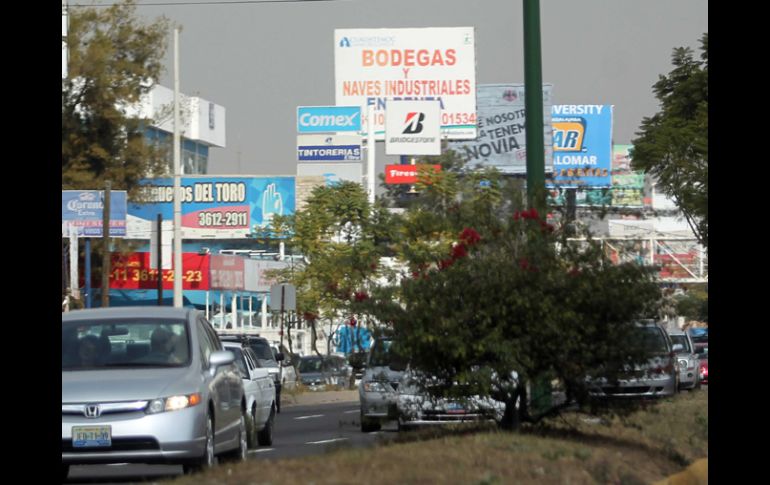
[133,0,708,177]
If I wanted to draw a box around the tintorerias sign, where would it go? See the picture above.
[127,176,295,239]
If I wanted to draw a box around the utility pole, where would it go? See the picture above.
[523,0,546,213]
[101,181,111,307]
[173,27,183,307]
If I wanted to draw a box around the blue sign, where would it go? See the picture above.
[297,106,362,133]
[127,176,295,239]
[548,105,613,188]
[62,190,128,237]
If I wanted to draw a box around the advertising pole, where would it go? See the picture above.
[156,214,163,305]
[101,181,111,308]
[523,0,546,212]
[367,104,376,204]
[85,238,91,308]
[173,27,183,307]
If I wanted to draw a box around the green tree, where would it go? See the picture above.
[270,181,399,355]
[631,33,708,250]
[361,159,662,428]
[62,0,171,196]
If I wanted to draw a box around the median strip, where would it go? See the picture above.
[294,414,324,420]
[305,437,349,445]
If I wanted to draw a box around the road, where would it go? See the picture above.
[65,399,397,484]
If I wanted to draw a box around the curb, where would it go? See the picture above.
[654,458,707,485]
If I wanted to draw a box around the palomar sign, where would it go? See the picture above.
[335,27,477,140]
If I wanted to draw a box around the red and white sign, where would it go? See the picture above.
[335,27,477,140]
[385,100,442,155]
[385,164,441,184]
[109,253,210,290]
[209,254,246,290]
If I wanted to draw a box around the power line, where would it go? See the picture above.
[70,0,348,7]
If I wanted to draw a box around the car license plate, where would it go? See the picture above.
[72,426,111,448]
[446,402,467,414]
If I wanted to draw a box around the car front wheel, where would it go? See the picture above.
[183,414,215,474]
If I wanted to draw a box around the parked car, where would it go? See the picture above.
[695,344,708,384]
[218,332,285,413]
[271,344,299,391]
[587,321,679,399]
[396,369,506,431]
[668,329,702,390]
[358,337,407,432]
[299,355,352,390]
[221,342,276,447]
[62,307,247,481]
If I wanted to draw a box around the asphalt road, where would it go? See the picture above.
[65,400,396,484]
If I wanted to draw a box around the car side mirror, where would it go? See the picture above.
[275,352,285,362]
[672,344,683,352]
[209,350,235,375]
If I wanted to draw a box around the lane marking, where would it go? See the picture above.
[305,437,349,445]
[343,410,359,414]
[294,414,324,420]
[248,448,274,454]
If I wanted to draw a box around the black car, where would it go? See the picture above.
[217,332,286,412]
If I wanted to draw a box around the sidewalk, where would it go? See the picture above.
[282,389,359,407]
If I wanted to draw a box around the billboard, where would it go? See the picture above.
[109,252,209,290]
[548,105,613,188]
[548,144,647,208]
[297,163,363,186]
[449,84,554,174]
[297,134,362,161]
[127,176,295,239]
[335,27,477,140]
[385,100,442,155]
[210,254,245,290]
[384,164,441,184]
[62,190,128,238]
[297,106,362,133]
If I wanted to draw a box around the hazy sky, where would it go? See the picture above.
[131,0,707,178]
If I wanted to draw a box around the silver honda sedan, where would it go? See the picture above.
[62,307,247,481]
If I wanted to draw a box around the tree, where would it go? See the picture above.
[360,159,663,428]
[631,33,708,250]
[270,181,399,355]
[62,0,171,196]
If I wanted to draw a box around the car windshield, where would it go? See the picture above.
[637,326,669,354]
[248,340,277,366]
[62,319,190,370]
[670,335,691,352]
[299,357,323,373]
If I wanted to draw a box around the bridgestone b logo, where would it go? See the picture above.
[402,112,425,134]
[389,112,436,144]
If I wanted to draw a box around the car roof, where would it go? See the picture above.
[62,306,196,322]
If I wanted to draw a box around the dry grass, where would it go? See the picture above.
[167,387,707,485]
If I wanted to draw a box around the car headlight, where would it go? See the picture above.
[362,381,387,393]
[146,393,201,414]
[678,359,688,369]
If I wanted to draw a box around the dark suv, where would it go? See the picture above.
[218,333,285,412]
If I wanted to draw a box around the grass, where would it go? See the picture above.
[167,387,707,485]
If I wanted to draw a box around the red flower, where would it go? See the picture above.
[411,270,421,279]
[354,291,369,302]
[528,208,540,220]
[519,258,530,270]
[539,220,554,233]
[451,243,468,260]
[438,258,454,270]
[459,227,481,246]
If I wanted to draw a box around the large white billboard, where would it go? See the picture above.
[335,27,477,141]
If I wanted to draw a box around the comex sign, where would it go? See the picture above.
[297,106,361,133]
